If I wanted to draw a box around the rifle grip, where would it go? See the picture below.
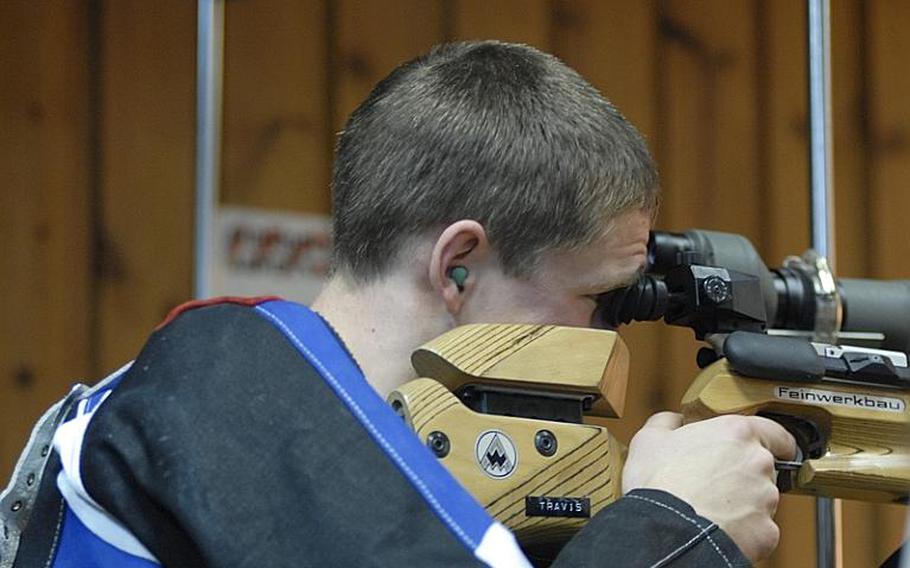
[681,360,910,503]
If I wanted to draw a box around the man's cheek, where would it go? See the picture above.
[548,302,593,328]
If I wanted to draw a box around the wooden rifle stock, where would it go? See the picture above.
[389,324,628,549]
[682,359,910,503]
[390,324,910,554]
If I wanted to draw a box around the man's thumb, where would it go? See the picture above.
[642,411,683,431]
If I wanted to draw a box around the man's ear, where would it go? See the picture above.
[428,220,490,315]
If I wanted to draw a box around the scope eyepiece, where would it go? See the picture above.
[596,275,668,328]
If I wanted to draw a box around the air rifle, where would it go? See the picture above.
[597,229,910,503]
[389,229,910,558]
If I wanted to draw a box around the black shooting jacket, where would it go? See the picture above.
[0,298,749,567]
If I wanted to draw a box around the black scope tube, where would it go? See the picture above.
[839,278,910,353]
[602,230,910,352]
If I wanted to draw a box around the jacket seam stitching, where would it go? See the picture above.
[41,498,66,568]
[650,523,716,568]
[627,493,734,567]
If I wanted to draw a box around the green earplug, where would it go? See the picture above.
[447,265,469,291]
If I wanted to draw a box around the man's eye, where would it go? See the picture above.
[586,290,617,304]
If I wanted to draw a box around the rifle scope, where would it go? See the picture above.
[598,229,910,353]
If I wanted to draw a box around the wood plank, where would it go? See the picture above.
[551,1,658,141]
[761,0,810,265]
[831,0,871,279]
[451,0,551,50]
[221,0,331,214]
[854,1,910,565]
[96,0,195,371]
[0,1,92,479]
[866,1,910,279]
[666,0,763,241]
[332,0,447,132]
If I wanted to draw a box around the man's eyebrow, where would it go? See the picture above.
[615,264,646,289]
[587,264,647,296]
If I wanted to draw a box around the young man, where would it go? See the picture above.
[2,41,794,567]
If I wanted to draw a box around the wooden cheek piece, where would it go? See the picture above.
[388,324,630,549]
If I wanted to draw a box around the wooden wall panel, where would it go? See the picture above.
[661,0,763,240]
[867,1,910,280]
[95,0,195,371]
[761,2,810,264]
[332,0,447,132]
[832,0,871,279]
[852,1,910,564]
[0,1,93,477]
[1,1,907,564]
[452,0,551,49]
[222,0,332,214]
[551,1,658,140]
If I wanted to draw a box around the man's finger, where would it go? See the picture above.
[748,416,798,461]
[642,411,683,431]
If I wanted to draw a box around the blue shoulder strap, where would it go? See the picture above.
[253,300,529,568]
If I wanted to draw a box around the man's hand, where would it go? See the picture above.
[622,412,797,563]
